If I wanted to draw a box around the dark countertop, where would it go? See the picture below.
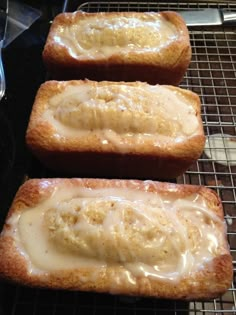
[0,0,64,227]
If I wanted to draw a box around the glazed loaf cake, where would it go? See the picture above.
[43,11,191,85]
[0,178,232,299]
[26,80,205,179]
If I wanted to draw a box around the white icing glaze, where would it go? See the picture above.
[8,183,226,283]
[53,13,178,59]
[42,83,199,151]
[204,134,236,166]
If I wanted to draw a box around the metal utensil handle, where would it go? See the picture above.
[222,11,236,26]
[0,43,5,100]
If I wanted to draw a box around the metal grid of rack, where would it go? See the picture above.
[1,1,236,314]
[75,3,236,310]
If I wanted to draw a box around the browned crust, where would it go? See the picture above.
[26,80,205,179]
[42,11,191,85]
[0,178,232,299]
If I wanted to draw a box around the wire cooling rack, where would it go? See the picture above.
[1,1,236,315]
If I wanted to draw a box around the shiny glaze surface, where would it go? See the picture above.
[5,182,226,284]
[41,83,200,150]
[53,13,178,59]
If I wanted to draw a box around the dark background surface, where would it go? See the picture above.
[0,0,65,228]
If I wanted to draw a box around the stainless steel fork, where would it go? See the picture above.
[0,41,6,100]
[0,0,8,101]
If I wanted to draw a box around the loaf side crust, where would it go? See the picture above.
[0,178,232,300]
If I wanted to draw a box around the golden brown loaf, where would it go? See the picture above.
[0,178,232,299]
[26,80,205,179]
[42,11,191,85]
